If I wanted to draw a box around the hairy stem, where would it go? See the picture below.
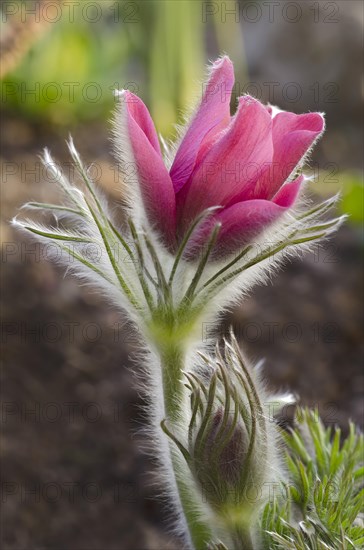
[161,343,185,423]
[231,523,255,550]
[160,344,212,549]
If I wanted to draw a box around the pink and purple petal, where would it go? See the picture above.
[121,91,176,245]
[213,176,304,255]
[214,199,287,255]
[121,91,162,154]
[177,95,273,229]
[272,175,304,207]
[169,56,234,193]
[267,112,324,197]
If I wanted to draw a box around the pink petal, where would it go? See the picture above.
[170,56,234,193]
[213,176,304,255]
[214,200,286,255]
[121,91,176,245]
[263,112,325,198]
[122,91,162,154]
[188,177,303,258]
[272,175,304,207]
[177,96,273,231]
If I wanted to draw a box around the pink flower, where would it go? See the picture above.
[117,56,324,258]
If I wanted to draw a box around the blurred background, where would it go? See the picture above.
[1,1,363,548]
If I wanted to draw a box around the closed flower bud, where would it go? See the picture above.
[194,406,248,504]
[162,333,291,547]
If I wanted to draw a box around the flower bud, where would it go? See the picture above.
[194,406,248,505]
[162,333,290,543]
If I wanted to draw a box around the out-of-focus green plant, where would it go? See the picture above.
[308,170,364,226]
[1,0,214,132]
[340,173,363,225]
[262,408,364,549]
[1,0,130,124]
[147,0,204,136]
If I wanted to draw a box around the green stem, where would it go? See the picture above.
[231,523,255,550]
[161,343,185,424]
[160,344,213,549]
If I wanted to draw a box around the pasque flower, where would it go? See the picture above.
[13,52,344,550]
[116,56,325,257]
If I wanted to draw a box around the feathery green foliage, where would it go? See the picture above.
[262,408,364,550]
